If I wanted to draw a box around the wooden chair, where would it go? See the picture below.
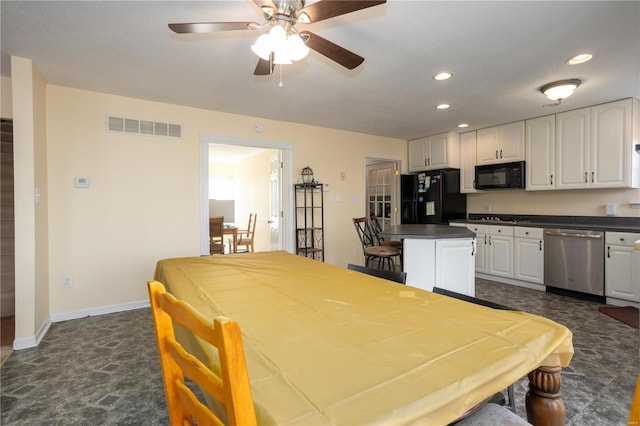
[369,214,403,267]
[353,217,401,271]
[236,213,257,253]
[347,263,407,284]
[209,216,225,255]
[147,281,257,426]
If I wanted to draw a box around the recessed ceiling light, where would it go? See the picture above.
[457,123,469,128]
[436,104,450,110]
[567,53,593,65]
[433,72,453,81]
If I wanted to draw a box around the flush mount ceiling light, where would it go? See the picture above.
[539,79,581,103]
[457,123,469,128]
[568,53,593,65]
[436,104,450,110]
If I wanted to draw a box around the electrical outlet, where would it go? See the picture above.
[62,274,73,288]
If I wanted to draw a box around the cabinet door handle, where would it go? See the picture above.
[489,236,492,245]
[539,240,542,251]
[584,172,588,183]
[471,240,475,256]
[495,150,499,159]
[591,171,594,183]
[484,235,487,245]
[620,238,625,242]
[550,174,553,185]
[500,149,503,158]
[428,157,431,166]
[607,246,610,258]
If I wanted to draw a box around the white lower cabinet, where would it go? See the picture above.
[605,232,640,302]
[514,227,544,284]
[435,239,475,297]
[487,226,514,278]
[465,224,488,274]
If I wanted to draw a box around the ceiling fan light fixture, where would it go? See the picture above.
[273,50,293,65]
[251,33,272,60]
[540,79,581,101]
[286,33,309,61]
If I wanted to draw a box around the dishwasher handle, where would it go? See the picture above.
[544,230,603,239]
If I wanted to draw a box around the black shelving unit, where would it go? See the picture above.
[294,183,324,261]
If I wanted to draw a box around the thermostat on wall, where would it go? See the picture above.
[74,177,90,188]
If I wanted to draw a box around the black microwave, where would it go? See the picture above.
[474,161,525,189]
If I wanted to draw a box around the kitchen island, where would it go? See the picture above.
[380,224,476,296]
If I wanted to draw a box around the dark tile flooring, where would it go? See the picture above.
[1,279,638,425]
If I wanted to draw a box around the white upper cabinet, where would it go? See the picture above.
[408,132,460,172]
[556,107,590,189]
[555,98,639,189]
[476,121,525,165]
[459,131,479,193]
[590,99,636,188]
[526,115,556,190]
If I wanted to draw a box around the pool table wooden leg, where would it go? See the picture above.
[526,366,565,425]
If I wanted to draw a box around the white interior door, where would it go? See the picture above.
[366,161,399,229]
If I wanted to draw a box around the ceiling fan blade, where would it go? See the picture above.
[253,0,276,16]
[168,22,258,34]
[300,31,364,70]
[254,55,275,76]
[298,0,386,23]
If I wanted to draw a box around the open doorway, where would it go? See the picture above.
[199,134,294,256]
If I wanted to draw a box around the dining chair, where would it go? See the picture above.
[369,214,403,266]
[147,281,257,426]
[236,213,257,253]
[353,217,401,271]
[209,216,225,255]
[347,263,407,284]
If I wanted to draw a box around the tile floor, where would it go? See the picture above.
[1,279,638,425]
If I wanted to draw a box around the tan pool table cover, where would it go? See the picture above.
[154,251,573,425]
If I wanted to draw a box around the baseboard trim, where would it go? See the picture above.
[13,318,52,350]
[13,300,150,350]
[476,273,545,291]
[50,300,150,323]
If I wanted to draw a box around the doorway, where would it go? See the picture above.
[199,134,293,255]
[365,159,400,230]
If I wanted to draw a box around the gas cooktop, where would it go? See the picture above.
[467,216,531,224]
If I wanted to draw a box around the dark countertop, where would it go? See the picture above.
[380,224,476,239]
[451,214,640,233]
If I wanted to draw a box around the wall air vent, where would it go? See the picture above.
[106,116,183,139]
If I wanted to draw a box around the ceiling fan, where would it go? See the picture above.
[169,0,386,76]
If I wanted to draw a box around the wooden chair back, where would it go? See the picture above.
[209,216,224,255]
[237,213,257,253]
[147,281,257,426]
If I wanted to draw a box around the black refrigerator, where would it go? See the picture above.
[400,170,466,224]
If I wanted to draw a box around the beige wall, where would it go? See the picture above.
[43,84,405,317]
[468,188,640,217]
[11,57,50,343]
[233,150,274,252]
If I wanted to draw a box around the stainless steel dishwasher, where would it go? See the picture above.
[544,229,604,298]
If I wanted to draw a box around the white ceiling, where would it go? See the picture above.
[2,1,639,140]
